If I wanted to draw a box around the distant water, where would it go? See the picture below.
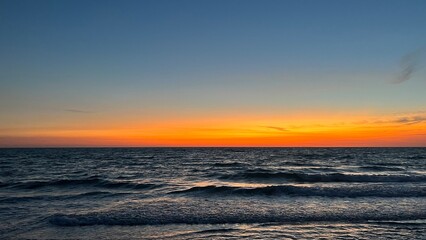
[1,148,426,239]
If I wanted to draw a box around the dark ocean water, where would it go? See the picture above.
[1,148,425,239]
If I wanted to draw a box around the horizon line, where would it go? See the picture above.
[1,146,426,149]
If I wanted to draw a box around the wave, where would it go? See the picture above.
[7,177,163,190]
[193,228,238,234]
[219,171,426,183]
[49,198,426,226]
[358,166,406,171]
[0,181,9,188]
[407,155,425,160]
[169,184,426,198]
[212,162,244,167]
[0,191,130,203]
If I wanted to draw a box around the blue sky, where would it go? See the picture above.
[1,0,426,146]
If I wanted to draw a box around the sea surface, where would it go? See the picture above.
[1,148,425,239]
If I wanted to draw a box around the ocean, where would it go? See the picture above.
[1,148,425,239]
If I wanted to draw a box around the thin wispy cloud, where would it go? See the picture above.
[392,116,426,125]
[64,109,93,114]
[360,113,426,126]
[392,48,424,84]
[263,126,288,132]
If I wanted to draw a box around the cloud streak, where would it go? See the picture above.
[64,109,93,114]
[392,48,424,84]
[392,116,426,125]
[263,126,288,132]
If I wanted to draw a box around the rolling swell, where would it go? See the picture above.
[0,191,130,203]
[169,184,426,198]
[358,166,406,171]
[219,171,426,182]
[7,177,163,190]
[51,213,426,226]
[49,198,426,226]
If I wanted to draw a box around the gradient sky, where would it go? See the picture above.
[1,0,426,147]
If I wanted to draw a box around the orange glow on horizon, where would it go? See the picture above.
[2,112,426,147]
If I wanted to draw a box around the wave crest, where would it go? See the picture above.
[169,184,426,198]
[8,177,162,190]
[219,171,426,183]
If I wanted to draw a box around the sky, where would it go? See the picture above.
[1,0,426,147]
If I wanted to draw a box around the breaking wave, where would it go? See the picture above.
[169,184,426,198]
[219,171,426,182]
